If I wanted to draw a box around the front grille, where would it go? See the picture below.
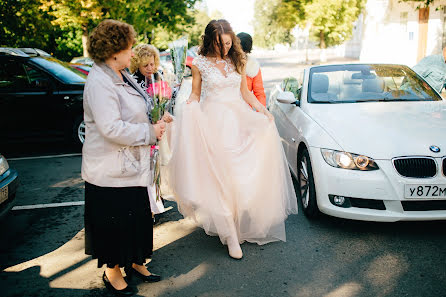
[402,200,446,211]
[393,157,436,178]
[349,198,386,210]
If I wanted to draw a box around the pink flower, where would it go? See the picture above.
[147,81,172,99]
[150,145,159,157]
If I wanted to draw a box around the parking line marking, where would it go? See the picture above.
[12,201,84,210]
[8,153,82,161]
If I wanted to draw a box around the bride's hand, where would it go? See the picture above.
[186,98,198,104]
[260,107,274,121]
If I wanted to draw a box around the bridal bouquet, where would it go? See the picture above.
[147,75,172,201]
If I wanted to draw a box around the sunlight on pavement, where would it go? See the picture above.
[4,217,198,290]
[324,282,362,297]
[50,177,84,188]
[139,263,209,296]
[364,254,409,296]
[4,230,89,283]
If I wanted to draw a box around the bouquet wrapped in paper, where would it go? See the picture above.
[147,74,172,204]
[168,36,188,112]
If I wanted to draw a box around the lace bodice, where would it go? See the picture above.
[192,55,242,101]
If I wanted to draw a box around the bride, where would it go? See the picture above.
[167,19,297,259]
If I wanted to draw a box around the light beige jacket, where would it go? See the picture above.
[81,63,157,187]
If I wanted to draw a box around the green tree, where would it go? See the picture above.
[253,0,296,48]
[253,0,365,51]
[104,0,197,44]
[39,0,103,57]
[39,0,198,56]
[400,0,435,8]
[304,0,365,49]
[0,0,55,51]
[148,8,212,50]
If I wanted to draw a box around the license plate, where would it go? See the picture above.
[405,184,446,198]
[0,186,8,204]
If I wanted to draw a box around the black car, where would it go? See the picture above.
[0,48,85,145]
[0,154,18,220]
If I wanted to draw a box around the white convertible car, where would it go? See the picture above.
[269,64,446,221]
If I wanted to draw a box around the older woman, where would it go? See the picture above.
[82,19,165,296]
[129,43,172,218]
[130,44,162,89]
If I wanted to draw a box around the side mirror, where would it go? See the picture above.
[277,91,298,105]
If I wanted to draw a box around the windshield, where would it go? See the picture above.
[308,64,442,103]
[30,57,86,84]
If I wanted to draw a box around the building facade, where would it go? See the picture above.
[358,0,446,66]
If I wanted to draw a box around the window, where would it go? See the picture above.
[30,57,85,84]
[0,59,51,90]
[0,60,29,89]
[23,64,50,89]
[308,64,441,103]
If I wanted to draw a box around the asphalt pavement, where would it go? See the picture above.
[1,52,445,297]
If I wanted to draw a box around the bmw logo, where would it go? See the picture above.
[429,145,441,153]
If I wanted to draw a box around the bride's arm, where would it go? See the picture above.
[186,65,202,104]
[240,69,274,121]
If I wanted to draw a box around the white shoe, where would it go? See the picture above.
[227,237,243,259]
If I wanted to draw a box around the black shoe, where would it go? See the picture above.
[125,266,161,283]
[102,272,135,296]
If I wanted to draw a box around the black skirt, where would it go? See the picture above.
[84,182,153,268]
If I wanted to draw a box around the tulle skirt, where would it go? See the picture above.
[166,95,298,245]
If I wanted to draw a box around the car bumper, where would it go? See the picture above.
[309,146,446,222]
[0,168,19,219]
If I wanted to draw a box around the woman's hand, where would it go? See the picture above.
[186,93,200,104]
[153,121,166,140]
[186,98,198,104]
[254,103,274,121]
[260,106,274,121]
[162,111,173,123]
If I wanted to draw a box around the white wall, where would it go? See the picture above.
[359,0,446,66]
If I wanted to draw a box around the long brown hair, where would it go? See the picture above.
[198,19,246,74]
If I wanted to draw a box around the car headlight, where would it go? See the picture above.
[320,149,379,171]
[0,155,9,175]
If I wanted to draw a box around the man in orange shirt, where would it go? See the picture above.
[237,32,266,107]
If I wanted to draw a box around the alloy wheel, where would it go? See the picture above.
[299,158,310,209]
[78,121,85,144]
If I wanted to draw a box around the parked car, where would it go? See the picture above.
[159,50,194,77]
[0,48,85,146]
[70,63,91,75]
[0,154,19,220]
[70,56,94,66]
[269,63,446,222]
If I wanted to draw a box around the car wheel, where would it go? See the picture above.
[72,116,85,146]
[184,66,192,77]
[297,148,320,218]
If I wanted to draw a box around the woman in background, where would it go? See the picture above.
[237,32,266,107]
[130,44,162,89]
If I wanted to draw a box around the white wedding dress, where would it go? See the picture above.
[166,55,298,245]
